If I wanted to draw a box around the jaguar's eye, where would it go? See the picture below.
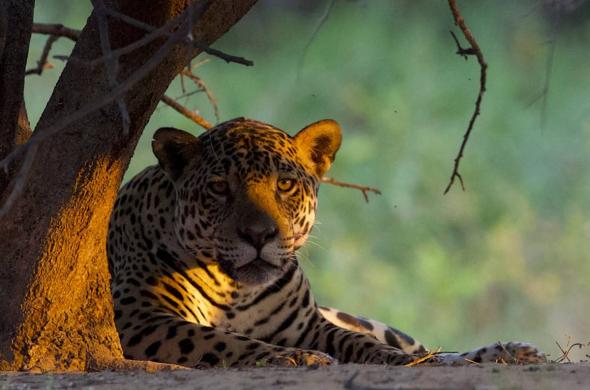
[209,181,229,195]
[277,178,295,192]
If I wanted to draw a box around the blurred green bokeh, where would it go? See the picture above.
[28,1,590,360]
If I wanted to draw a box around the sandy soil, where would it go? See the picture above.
[1,363,588,390]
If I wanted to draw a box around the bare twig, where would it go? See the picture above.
[32,23,81,41]
[175,58,210,105]
[185,3,195,70]
[179,59,210,98]
[30,21,218,130]
[555,336,573,363]
[53,13,183,70]
[27,23,80,77]
[297,0,337,82]
[192,41,253,66]
[2,0,255,217]
[1,4,209,218]
[173,89,204,101]
[92,0,130,134]
[53,3,252,70]
[525,16,561,132]
[463,358,481,365]
[444,0,488,195]
[321,177,381,203]
[449,30,475,60]
[160,95,212,130]
[0,145,38,219]
[102,7,160,36]
[552,335,589,364]
[404,347,441,367]
[99,5,253,66]
[25,35,58,76]
[497,341,520,364]
[181,69,219,124]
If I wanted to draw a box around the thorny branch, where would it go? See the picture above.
[9,5,381,217]
[1,0,247,217]
[89,4,254,66]
[28,23,215,130]
[321,177,381,203]
[444,0,488,195]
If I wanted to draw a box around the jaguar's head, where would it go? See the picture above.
[152,117,341,285]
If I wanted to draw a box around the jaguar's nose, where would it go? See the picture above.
[236,227,279,251]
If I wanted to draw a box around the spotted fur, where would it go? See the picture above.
[107,117,546,368]
[318,307,546,365]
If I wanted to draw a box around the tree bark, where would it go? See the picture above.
[0,0,257,372]
[0,0,34,196]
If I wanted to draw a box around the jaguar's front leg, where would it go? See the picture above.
[117,315,335,368]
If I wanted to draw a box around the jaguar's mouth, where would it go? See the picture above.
[237,256,281,271]
[217,255,285,285]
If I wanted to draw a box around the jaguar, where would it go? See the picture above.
[107,117,546,368]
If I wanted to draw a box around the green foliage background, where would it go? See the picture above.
[29,1,590,360]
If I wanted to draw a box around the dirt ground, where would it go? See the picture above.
[1,363,588,390]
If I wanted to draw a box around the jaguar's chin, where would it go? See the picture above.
[217,256,286,285]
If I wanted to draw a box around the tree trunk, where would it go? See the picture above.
[0,0,257,372]
[0,0,34,195]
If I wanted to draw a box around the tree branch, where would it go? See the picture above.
[1,1,213,217]
[180,69,219,124]
[106,2,254,66]
[322,177,381,203]
[27,24,80,78]
[444,0,488,195]
[31,23,80,41]
[26,15,379,208]
[29,22,219,133]
[0,0,34,197]
[91,0,130,134]
[52,13,185,70]
[78,5,253,67]
[160,95,212,130]
[25,35,58,76]
[0,0,260,370]
[296,0,336,82]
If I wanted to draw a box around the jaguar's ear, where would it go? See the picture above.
[294,119,342,177]
[152,127,203,181]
